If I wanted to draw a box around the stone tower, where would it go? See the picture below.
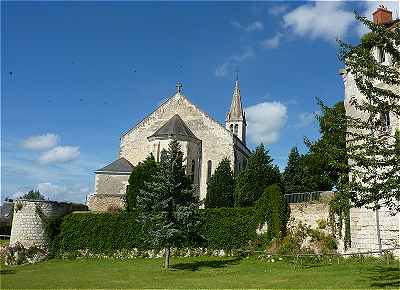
[226,75,247,144]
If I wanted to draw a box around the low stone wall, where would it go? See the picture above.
[10,200,87,248]
[288,202,331,229]
[87,194,124,212]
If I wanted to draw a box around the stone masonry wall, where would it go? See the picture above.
[87,194,124,212]
[288,202,331,229]
[95,173,130,195]
[10,200,87,248]
[345,206,399,255]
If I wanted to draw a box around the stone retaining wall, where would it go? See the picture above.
[10,200,87,248]
[289,202,331,229]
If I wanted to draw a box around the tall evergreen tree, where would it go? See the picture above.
[136,139,202,268]
[283,146,333,194]
[205,158,235,208]
[282,147,304,193]
[339,15,400,213]
[125,153,158,212]
[234,144,281,207]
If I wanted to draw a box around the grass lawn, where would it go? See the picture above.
[1,256,399,289]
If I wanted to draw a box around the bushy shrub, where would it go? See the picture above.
[278,223,337,255]
[255,184,290,242]
[2,242,48,265]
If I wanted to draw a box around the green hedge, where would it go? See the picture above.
[202,208,257,250]
[54,212,142,253]
[53,208,258,253]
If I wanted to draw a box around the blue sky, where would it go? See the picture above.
[2,1,399,203]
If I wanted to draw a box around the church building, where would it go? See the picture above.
[88,79,251,211]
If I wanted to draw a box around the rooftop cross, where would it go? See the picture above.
[176,81,183,94]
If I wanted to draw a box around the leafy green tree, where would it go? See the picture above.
[21,190,45,200]
[305,100,348,190]
[255,184,290,241]
[136,139,202,268]
[205,158,235,208]
[125,153,158,212]
[234,144,281,207]
[339,15,400,213]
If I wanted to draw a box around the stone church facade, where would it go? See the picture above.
[88,79,251,211]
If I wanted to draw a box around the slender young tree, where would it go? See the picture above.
[136,139,202,268]
[205,158,235,208]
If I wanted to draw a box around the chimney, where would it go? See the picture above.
[373,6,393,25]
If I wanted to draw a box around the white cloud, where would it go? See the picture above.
[261,33,282,49]
[21,133,59,150]
[246,101,288,145]
[297,112,315,128]
[283,2,354,42]
[231,20,264,32]
[269,4,288,16]
[357,1,399,36]
[39,146,80,164]
[36,182,90,202]
[215,47,254,77]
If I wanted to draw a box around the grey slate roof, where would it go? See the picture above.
[95,158,134,173]
[148,114,199,140]
[226,80,246,123]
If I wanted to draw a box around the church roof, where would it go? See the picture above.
[226,78,246,123]
[148,114,199,140]
[95,158,134,173]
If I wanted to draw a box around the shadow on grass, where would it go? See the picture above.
[172,257,242,271]
[367,266,400,288]
[0,269,16,275]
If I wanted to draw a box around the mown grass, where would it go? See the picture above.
[1,256,399,289]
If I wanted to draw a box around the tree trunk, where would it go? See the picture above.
[375,202,383,256]
[164,246,170,269]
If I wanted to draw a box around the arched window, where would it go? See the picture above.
[207,160,212,182]
[234,124,238,135]
[229,124,233,132]
[191,160,195,183]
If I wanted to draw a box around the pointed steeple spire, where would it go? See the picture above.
[226,72,245,123]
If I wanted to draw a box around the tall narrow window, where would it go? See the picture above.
[381,111,390,130]
[234,124,238,136]
[377,47,385,63]
[207,160,212,182]
[191,160,195,183]
[229,124,233,132]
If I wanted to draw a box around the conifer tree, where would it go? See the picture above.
[234,144,281,207]
[136,139,202,268]
[339,15,400,213]
[282,147,304,193]
[125,153,158,212]
[205,158,235,208]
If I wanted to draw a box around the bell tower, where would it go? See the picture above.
[226,72,247,144]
